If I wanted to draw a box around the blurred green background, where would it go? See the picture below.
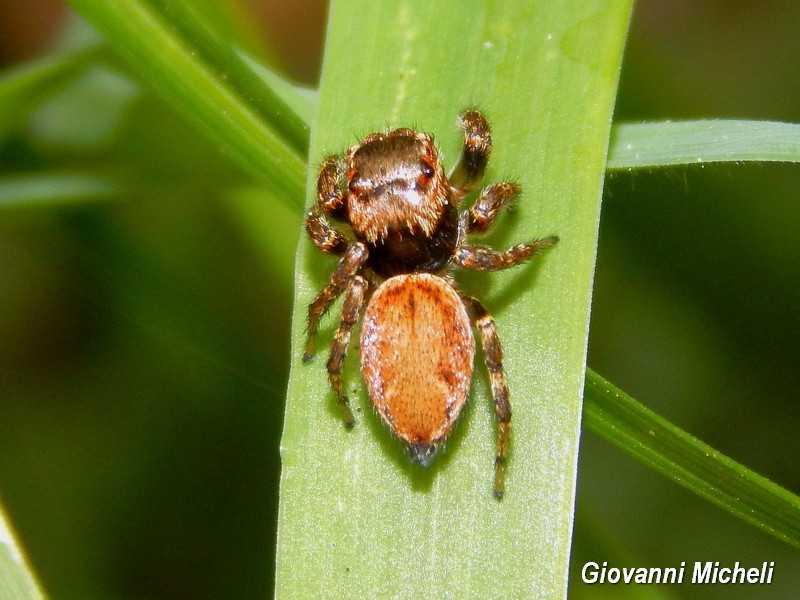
[0,1,798,598]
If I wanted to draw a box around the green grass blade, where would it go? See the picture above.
[583,369,800,549]
[0,509,47,600]
[146,0,309,156]
[237,51,317,126]
[607,120,800,169]
[277,1,632,598]
[0,47,99,136]
[0,173,120,210]
[67,0,307,204]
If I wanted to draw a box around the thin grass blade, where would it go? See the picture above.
[608,120,800,169]
[584,369,800,549]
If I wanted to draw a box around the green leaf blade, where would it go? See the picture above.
[584,369,800,549]
[0,509,47,600]
[278,1,633,598]
[0,47,97,136]
[67,0,307,204]
[0,173,120,210]
[608,120,800,169]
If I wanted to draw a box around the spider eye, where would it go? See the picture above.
[420,162,435,179]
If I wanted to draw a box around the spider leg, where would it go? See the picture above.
[326,274,369,428]
[453,236,559,272]
[305,205,349,256]
[463,181,520,235]
[304,242,368,362]
[316,155,348,216]
[449,109,492,203]
[461,294,511,499]
[306,154,349,255]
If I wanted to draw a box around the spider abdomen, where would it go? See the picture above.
[360,273,475,466]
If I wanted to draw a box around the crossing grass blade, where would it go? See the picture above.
[0,509,47,600]
[583,369,800,549]
[67,0,307,203]
[607,120,800,169]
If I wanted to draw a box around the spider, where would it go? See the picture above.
[303,109,558,499]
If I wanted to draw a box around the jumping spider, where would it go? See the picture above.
[303,109,558,499]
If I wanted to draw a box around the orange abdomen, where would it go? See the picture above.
[360,274,475,458]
